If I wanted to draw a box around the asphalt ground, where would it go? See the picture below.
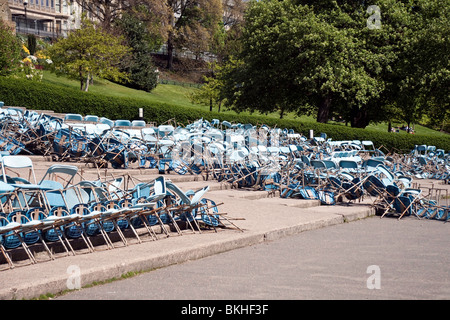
[56,215,450,301]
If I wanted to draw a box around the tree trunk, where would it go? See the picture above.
[79,67,83,91]
[350,106,370,128]
[317,95,332,123]
[167,33,174,70]
[84,73,90,92]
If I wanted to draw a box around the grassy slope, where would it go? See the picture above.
[42,71,447,139]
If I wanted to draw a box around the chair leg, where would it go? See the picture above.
[153,211,170,238]
[62,221,95,253]
[111,219,128,247]
[124,216,143,244]
[165,209,182,236]
[57,229,76,256]
[97,221,115,249]
[0,243,15,269]
[35,231,55,261]
[13,232,37,265]
[137,213,159,241]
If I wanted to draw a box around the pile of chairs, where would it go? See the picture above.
[0,106,448,222]
[0,154,242,270]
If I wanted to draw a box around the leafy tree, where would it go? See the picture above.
[73,0,224,71]
[188,63,225,112]
[116,9,161,92]
[46,18,131,91]
[218,0,385,123]
[395,0,450,132]
[73,0,170,34]
[0,19,22,77]
[216,0,247,62]
[166,0,223,70]
[215,0,449,128]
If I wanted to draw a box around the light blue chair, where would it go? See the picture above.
[64,114,83,122]
[84,115,99,123]
[38,164,79,190]
[131,120,146,127]
[99,117,115,128]
[115,119,131,127]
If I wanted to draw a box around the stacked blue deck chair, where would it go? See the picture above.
[0,155,238,270]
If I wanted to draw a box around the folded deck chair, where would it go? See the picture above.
[166,180,209,233]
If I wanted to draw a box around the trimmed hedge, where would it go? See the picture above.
[1,77,449,153]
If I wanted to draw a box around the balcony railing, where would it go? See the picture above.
[13,16,66,38]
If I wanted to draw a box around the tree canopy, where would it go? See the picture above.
[166,0,223,69]
[213,0,449,129]
[0,19,22,77]
[46,18,131,92]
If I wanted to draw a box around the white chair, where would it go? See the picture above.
[2,155,37,185]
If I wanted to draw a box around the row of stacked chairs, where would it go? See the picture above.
[0,108,448,221]
[0,155,241,270]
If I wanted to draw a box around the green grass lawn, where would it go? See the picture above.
[42,70,289,118]
[41,71,447,138]
[42,71,200,109]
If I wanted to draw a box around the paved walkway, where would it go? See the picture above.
[0,156,448,300]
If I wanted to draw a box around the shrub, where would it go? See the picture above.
[0,20,22,76]
[27,34,37,55]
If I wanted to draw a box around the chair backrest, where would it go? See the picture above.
[339,160,358,169]
[190,186,209,205]
[115,119,131,127]
[362,140,374,150]
[386,184,401,197]
[84,115,99,123]
[39,164,79,188]
[394,195,413,215]
[131,120,146,127]
[64,113,83,122]
[166,181,190,204]
[300,155,310,166]
[376,164,395,185]
[2,155,32,169]
[2,155,37,184]
[417,156,427,166]
[310,160,326,170]
[99,117,115,128]
[322,160,337,169]
[154,176,166,196]
[45,189,67,208]
[222,121,232,128]
[365,158,384,169]
[131,182,152,199]
[158,125,174,138]
[63,186,88,210]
